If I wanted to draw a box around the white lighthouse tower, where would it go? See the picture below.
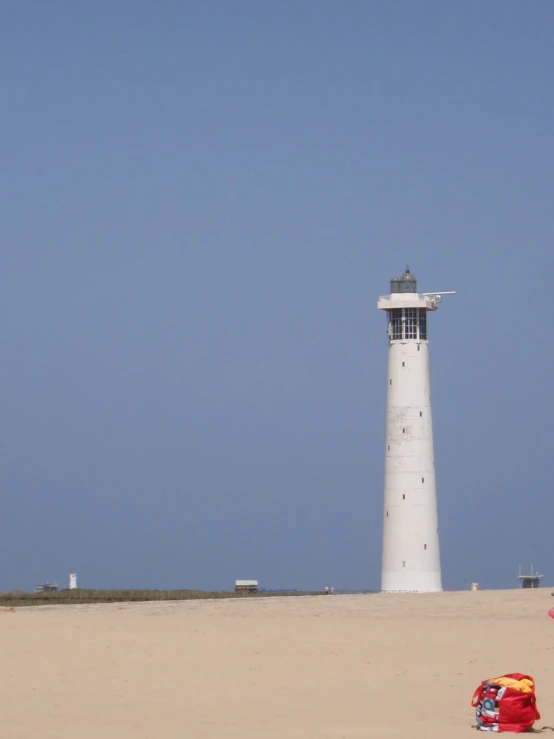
[377,268,454,593]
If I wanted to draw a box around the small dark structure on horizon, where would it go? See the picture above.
[34,583,59,593]
[517,565,543,589]
[235,580,258,595]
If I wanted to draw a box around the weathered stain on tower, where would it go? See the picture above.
[377,269,455,593]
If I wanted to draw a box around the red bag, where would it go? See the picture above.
[471,673,540,732]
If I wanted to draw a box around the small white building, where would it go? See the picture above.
[235,579,258,594]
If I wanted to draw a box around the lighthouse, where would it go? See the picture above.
[377,269,455,593]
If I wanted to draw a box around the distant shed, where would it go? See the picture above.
[518,565,543,589]
[235,580,258,594]
[34,583,58,593]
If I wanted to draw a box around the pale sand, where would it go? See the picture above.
[1,588,553,739]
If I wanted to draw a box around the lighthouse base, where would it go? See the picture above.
[381,570,442,594]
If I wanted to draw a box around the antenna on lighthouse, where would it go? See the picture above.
[376,268,455,593]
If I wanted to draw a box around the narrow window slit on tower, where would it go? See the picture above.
[402,494,405,500]
[402,361,405,367]
[402,561,406,567]
[417,344,420,351]
[424,544,427,550]
[420,411,423,417]
[386,511,389,517]
[402,428,405,433]
[422,477,424,483]
[387,445,390,451]
[389,379,392,385]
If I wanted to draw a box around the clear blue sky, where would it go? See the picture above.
[1,1,553,592]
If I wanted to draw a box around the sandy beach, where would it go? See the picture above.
[1,588,552,739]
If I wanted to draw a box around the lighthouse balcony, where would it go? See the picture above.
[377,294,439,311]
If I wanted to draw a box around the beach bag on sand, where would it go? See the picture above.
[471,673,540,732]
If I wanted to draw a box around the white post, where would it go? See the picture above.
[377,269,455,593]
[69,573,77,590]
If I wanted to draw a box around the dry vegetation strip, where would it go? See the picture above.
[0,589,319,607]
